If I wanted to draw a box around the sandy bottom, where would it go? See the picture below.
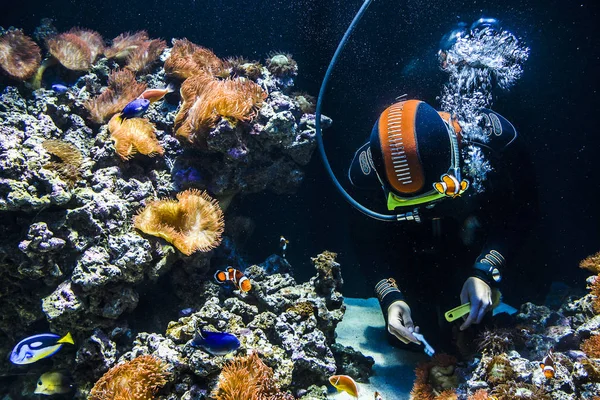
[330,297,428,400]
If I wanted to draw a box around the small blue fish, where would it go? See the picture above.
[191,329,240,356]
[51,84,69,94]
[10,332,74,365]
[179,307,195,317]
[121,98,150,119]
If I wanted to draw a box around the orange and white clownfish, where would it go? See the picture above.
[433,173,469,198]
[539,351,555,379]
[214,267,251,292]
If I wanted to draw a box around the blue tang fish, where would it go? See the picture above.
[191,329,240,356]
[121,98,150,119]
[51,84,69,94]
[10,332,74,365]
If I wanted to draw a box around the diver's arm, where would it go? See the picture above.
[375,279,419,344]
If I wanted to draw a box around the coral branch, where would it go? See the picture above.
[580,252,600,274]
[0,30,41,80]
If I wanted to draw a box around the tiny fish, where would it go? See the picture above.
[10,332,74,365]
[121,98,150,119]
[34,371,73,395]
[138,83,175,103]
[329,375,359,398]
[179,307,195,317]
[191,329,240,356]
[433,173,469,198]
[214,267,251,292]
[51,84,69,94]
[374,392,383,400]
[540,351,555,379]
[280,236,289,258]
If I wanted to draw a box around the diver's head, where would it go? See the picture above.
[348,100,515,211]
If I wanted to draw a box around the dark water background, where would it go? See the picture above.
[2,0,599,307]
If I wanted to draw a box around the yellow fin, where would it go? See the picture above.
[57,332,74,345]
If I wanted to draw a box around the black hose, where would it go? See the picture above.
[314,0,400,222]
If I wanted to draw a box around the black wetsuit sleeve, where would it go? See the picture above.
[470,135,538,285]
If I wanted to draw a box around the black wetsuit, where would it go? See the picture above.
[351,132,538,354]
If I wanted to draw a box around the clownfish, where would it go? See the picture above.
[214,267,251,292]
[433,173,469,198]
[137,83,175,104]
[374,391,383,400]
[329,375,359,398]
[539,351,555,379]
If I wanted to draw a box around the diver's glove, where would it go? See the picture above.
[459,276,492,331]
[375,278,419,345]
[387,300,420,344]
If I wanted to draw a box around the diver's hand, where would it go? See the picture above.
[459,277,492,331]
[387,300,420,344]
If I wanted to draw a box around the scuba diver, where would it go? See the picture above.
[315,3,536,355]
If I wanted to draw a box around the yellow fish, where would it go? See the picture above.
[34,371,73,395]
[329,375,359,398]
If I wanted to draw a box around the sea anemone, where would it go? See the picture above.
[485,354,514,385]
[126,38,167,72]
[580,252,600,274]
[174,74,266,142]
[89,355,170,400]
[265,52,298,77]
[293,92,316,114]
[108,115,164,160]
[490,382,550,400]
[42,139,84,186]
[105,31,149,60]
[581,334,600,358]
[164,38,226,79]
[84,69,147,124]
[0,30,41,81]
[476,328,516,355]
[467,389,490,400]
[133,189,224,256]
[46,28,104,71]
[410,354,458,400]
[212,352,294,400]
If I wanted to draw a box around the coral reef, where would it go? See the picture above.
[89,355,170,400]
[0,21,331,399]
[212,352,294,400]
[133,189,224,255]
[580,252,600,274]
[0,29,41,80]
